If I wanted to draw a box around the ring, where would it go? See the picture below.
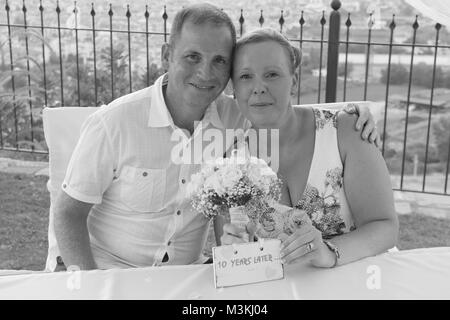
[306,242,314,253]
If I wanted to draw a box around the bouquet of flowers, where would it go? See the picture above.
[187,148,282,228]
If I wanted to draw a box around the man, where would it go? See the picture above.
[53,3,378,271]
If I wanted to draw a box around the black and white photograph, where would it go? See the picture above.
[0,0,450,306]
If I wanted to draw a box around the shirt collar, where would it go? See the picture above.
[147,73,225,130]
[148,73,175,128]
[201,100,225,130]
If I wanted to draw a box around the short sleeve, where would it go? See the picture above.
[62,111,116,204]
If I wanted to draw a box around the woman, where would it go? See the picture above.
[220,28,399,268]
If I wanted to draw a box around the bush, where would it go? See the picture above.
[338,63,354,77]
[380,64,409,85]
[412,63,449,89]
[380,63,450,89]
[433,114,450,170]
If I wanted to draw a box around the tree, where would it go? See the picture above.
[433,114,450,171]
[136,62,165,90]
[338,63,353,77]
[64,54,96,107]
[411,63,448,89]
[0,28,56,151]
[300,47,327,75]
[97,45,130,105]
[380,63,409,85]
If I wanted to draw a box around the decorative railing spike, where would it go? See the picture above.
[389,14,396,30]
[279,10,285,32]
[346,13,351,27]
[368,13,374,29]
[239,9,244,25]
[320,11,326,25]
[413,15,419,29]
[162,6,168,20]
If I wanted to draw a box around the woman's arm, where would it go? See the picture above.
[331,112,399,266]
[281,112,398,267]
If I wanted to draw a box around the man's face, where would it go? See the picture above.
[165,20,234,111]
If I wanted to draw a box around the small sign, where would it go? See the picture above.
[212,239,284,288]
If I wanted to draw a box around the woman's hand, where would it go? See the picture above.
[280,222,336,268]
[220,221,258,245]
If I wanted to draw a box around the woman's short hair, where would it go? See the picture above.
[234,28,301,74]
[169,3,237,49]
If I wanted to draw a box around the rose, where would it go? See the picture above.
[284,208,309,235]
[219,166,243,191]
[204,175,226,196]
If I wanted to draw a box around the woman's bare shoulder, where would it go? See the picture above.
[336,111,378,163]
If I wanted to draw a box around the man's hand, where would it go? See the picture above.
[344,103,381,148]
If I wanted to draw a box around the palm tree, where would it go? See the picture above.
[0,28,55,151]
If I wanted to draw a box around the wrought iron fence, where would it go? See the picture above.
[1,0,449,196]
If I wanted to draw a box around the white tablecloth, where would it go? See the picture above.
[1,247,449,300]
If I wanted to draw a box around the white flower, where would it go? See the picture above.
[260,166,276,177]
[311,210,323,222]
[247,164,263,185]
[204,175,225,196]
[220,167,243,190]
[324,197,335,206]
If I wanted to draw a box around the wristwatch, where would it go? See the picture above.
[323,240,340,268]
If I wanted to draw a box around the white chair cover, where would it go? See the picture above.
[42,106,98,271]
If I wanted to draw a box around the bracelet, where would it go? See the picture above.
[323,240,340,268]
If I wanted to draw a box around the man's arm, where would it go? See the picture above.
[54,190,97,270]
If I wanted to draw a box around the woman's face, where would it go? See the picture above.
[232,41,296,128]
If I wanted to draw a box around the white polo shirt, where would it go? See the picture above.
[62,74,248,269]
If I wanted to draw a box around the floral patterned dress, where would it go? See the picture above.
[295,108,356,239]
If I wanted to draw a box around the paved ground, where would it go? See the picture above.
[1,157,449,219]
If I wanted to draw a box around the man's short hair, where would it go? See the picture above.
[168,3,237,49]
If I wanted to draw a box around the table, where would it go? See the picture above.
[1,247,449,300]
